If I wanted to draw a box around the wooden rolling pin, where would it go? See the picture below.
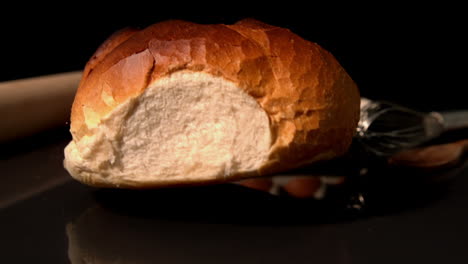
[0,71,82,142]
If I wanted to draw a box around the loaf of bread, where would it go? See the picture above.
[64,19,360,188]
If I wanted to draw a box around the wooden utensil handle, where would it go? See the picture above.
[0,71,82,142]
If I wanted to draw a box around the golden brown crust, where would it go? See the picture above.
[70,19,360,186]
[82,27,139,81]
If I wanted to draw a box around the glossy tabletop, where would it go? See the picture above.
[1,127,468,263]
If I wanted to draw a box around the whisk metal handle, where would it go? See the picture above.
[434,111,468,131]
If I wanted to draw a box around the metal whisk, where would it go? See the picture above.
[356,98,468,157]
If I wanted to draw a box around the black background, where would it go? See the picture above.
[1,3,465,111]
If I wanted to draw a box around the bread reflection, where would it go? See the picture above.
[66,205,220,264]
[65,184,354,264]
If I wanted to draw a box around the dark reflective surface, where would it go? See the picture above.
[1,128,468,263]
